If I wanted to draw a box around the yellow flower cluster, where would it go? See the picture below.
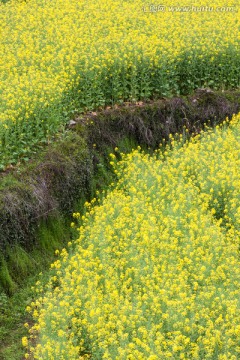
[26,113,240,359]
[0,0,239,165]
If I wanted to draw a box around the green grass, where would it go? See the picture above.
[0,149,118,358]
[0,216,72,359]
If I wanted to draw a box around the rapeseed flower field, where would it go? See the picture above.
[0,0,239,168]
[25,113,240,359]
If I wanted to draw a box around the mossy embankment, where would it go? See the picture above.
[0,89,240,359]
[1,89,240,293]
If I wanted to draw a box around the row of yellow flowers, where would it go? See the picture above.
[24,113,240,359]
[0,0,239,167]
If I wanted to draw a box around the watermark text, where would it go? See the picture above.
[142,4,238,12]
